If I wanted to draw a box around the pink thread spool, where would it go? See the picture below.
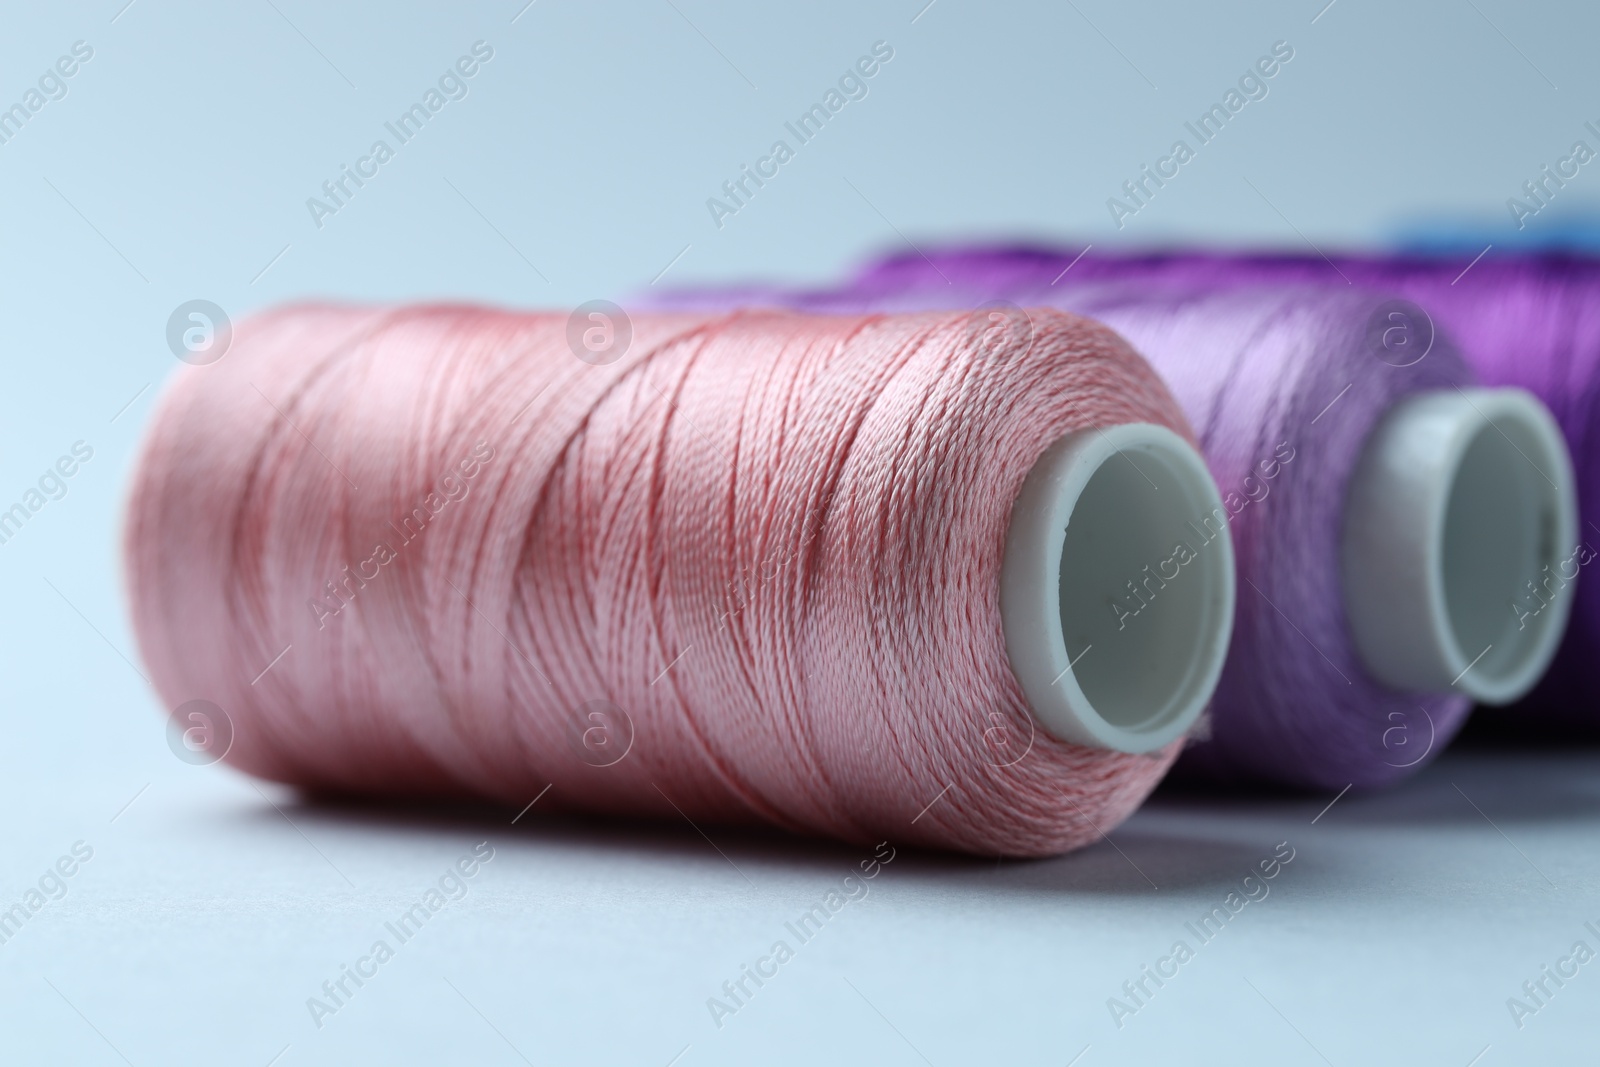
[125,303,1236,856]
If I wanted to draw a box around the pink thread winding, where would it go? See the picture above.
[125,303,1198,857]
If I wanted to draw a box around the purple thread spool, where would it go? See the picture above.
[644,260,1578,789]
[839,246,1600,737]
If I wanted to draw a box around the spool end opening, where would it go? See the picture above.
[1344,388,1577,704]
[1001,424,1237,753]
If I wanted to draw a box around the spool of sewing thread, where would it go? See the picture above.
[826,246,1600,733]
[124,303,1236,857]
[646,271,1578,789]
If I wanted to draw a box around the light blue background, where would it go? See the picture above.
[1,0,1597,1063]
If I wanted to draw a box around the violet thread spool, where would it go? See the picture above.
[646,268,1578,790]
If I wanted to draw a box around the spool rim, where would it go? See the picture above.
[1343,387,1577,704]
[1000,423,1236,753]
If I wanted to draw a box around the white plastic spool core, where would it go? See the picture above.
[1001,424,1237,753]
[1343,388,1577,704]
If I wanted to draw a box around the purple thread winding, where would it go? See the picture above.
[646,258,1504,790]
[839,246,1600,737]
